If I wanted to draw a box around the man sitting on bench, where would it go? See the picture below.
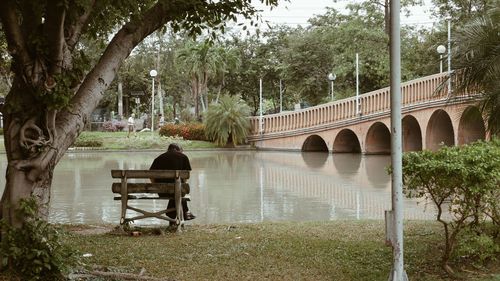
[149,143,196,221]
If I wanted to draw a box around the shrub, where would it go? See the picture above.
[159,123,207,141]
[400,139,500,274]
[113,120,126,131]
[0,198,78,280]
[204,95,250,147]
[102,121,116,132]
[72,139,103,147]
[455,229,500,265]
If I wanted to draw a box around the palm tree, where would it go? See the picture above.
[454,3,500,135]
[176,41,240,119]
[204,95,251,147]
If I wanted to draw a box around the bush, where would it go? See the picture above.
[113,120,126,131]
[159,123,207,141]
[102,121,116,132]
[400,139,500,273]
[100,120,126,132]
[72,139,103,147]
[204,95,251,147]
[456,229,500,265]
[0,198,78,280]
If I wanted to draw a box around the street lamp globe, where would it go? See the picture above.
[436,45,446,54]
[327,73,336,102]
[327,73,336,81]
[436,45,446,73]
[149,69,157,77]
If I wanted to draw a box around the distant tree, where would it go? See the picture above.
[431,0,495,27]
[177,40,240,119]
[453,3,500,135]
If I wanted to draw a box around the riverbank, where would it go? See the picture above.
[0,131,240,153]
[46,221,500,280]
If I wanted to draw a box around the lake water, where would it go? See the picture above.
[0,151,435,225]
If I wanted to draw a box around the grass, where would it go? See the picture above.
[56,221,499,281]
[0,131,219,152]
[73,131,218,150]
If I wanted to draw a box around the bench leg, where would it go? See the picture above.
[175,177,184,232]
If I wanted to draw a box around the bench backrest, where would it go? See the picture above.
[111,169,190,180]
[111,169,191,195]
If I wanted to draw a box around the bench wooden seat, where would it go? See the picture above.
[111,169,190,229]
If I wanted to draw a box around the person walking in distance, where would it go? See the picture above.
[127,113,135,137]
[150,143,196,223]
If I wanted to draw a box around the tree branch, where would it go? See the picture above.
[0,0,33,82]
[66,0,97,50]
[56,1,177,159]
[44,0,66,76]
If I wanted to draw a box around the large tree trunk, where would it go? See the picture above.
[0,1,169,232]
[0,77,76,227]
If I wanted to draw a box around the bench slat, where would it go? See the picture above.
[111,182,190,195]
[111,169,190,179]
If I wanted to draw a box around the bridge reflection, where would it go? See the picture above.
[255,152,433,220]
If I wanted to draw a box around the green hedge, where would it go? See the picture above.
[72,139,103,147]
[159,123,207,141]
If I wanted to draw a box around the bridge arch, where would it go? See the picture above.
[333,129,361,153]
[458,106,485,145]
[402,115,422,152]
[365,122,391,154]
[426,109,454,151]
[302,135,328,152]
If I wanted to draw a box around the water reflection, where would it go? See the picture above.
[0,151,435,225]
[333,153,362,177]
[364,155,391,188]
[301,152,329,169]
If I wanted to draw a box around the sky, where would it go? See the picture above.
[249,0,439,30]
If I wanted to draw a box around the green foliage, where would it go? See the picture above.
[72,139,103,147]
[159,123,207,141]
[204,95,250,146]
[401,139,500,269]
[456,229,500,265]
[0,198,79,281]
[454,3,500,135]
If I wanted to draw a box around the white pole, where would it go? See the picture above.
[356,53,360,115]
[439,55,443,73]
[158,82,164,117]
[259,78,263,134]
[151,77,155,132]
[447,18,451,95]
[331,80,334,101]
[388,0,407,280]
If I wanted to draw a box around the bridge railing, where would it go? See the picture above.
[249,73,450,136]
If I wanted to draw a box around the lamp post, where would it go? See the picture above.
[327,73,336,101]
[355,53,360,115]
[436,45,446,73]
[447,16,452,95]
[259,78,263,134]
[149,69,157,132]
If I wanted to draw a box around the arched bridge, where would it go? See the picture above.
[248,73,487,153]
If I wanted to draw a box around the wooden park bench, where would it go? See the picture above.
[111,169,190,229]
